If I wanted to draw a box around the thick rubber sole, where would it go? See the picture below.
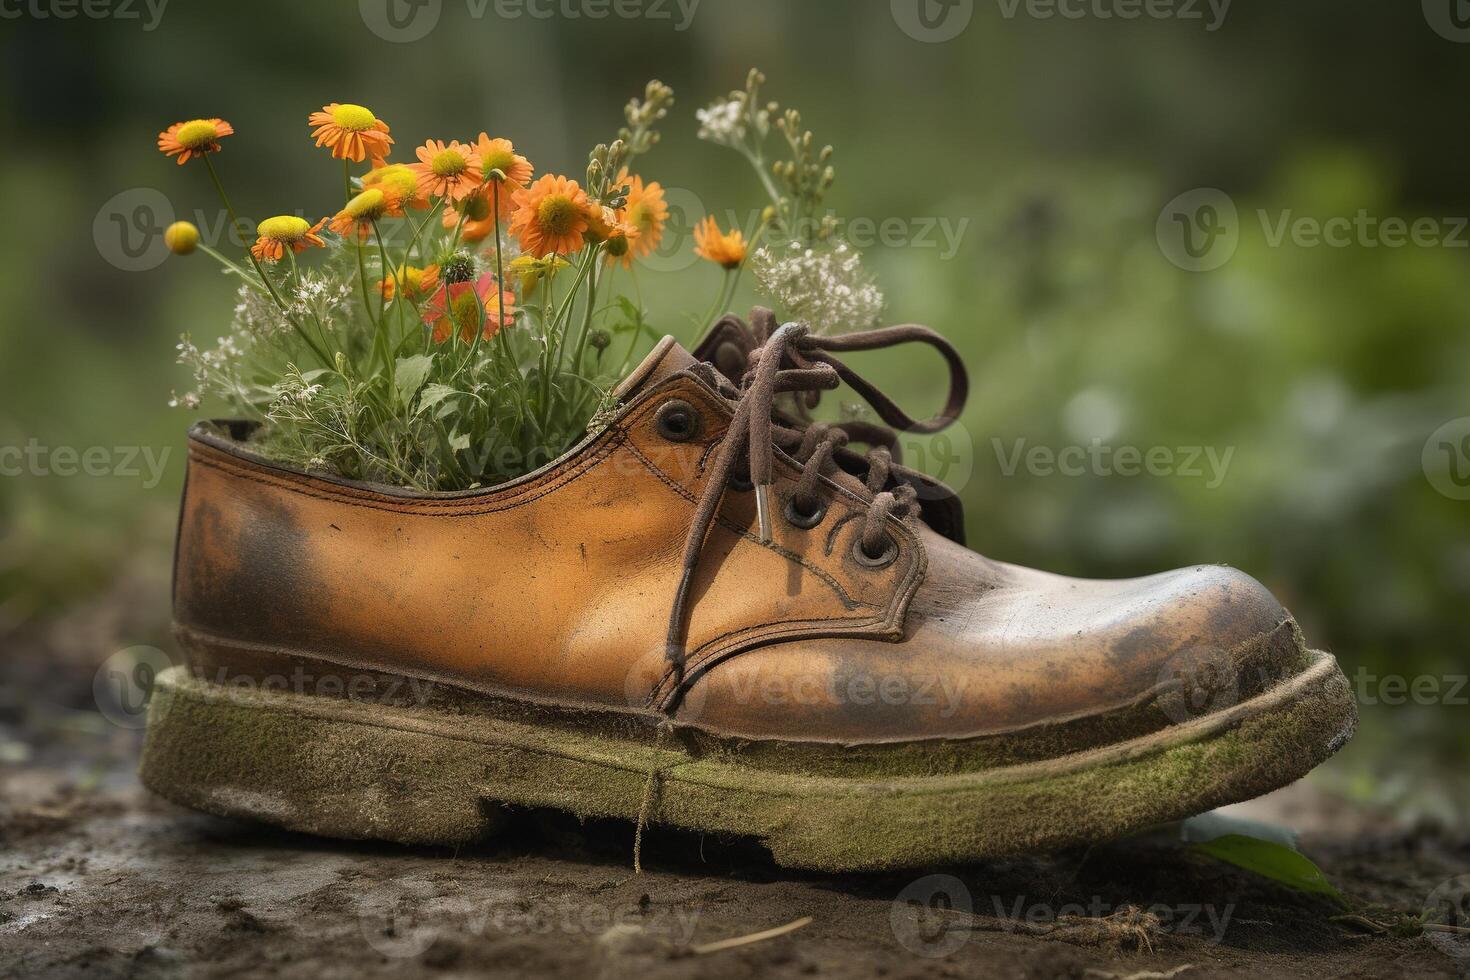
[139,651,1356,872]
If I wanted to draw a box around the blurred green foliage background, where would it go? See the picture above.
[1,0,1467,820]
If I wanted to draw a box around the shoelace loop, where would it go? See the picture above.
[661,320,968,708]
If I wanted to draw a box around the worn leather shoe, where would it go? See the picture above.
[141,320,1356,871]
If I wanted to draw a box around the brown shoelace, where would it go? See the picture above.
[662,320,969,707]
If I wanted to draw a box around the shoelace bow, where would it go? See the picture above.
[661,320,969,708]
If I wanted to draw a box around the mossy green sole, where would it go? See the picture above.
[139,652,1356,871]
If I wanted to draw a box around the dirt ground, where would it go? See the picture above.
[4,745,1468,980]
[2,574,1468,979]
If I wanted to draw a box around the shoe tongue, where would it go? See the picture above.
[613,335,700,400]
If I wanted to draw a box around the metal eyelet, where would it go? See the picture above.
[654,399,702,442]
[783,495,827,530]
[729,467,754,492]
[852,533,899,569]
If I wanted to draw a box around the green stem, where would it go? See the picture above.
[196,244,267,293]
[203,155,291,315]
[201,156,332,368]
[569,259,600,376]
[491,182,512,365]
[697,268,735,335]
[550,249,598,378]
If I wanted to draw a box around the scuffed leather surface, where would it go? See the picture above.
[175,337,1308,747]
[173,371,922,714]
[685,525,1302,740]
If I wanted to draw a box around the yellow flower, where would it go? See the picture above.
[378,264,440,302]
[507,254,568,293]
[308,103,393,163]
[329,188,403,241]
[363,162,429,210]
[157,118,233,165]
[251,215,327,263]
[693,216,747,270]
[164,221,200,255]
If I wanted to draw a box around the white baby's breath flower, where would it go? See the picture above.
[751,238,885,335]
[696,98,745,146]
[233,283,292,339]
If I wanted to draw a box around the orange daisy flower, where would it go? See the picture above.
[508,175,590,257]
[474,134,534,217]
[157,118,234,165]
[328,188,404,241]
[585,204,641,260]
[613,170,668,267]
[443,189,497,243]
[363,162,429,210]
[423,273,517,343]
[411,140,483,202]
[693,216,747,270]
[308,103,393,163]
[250,215,327,264]
[378,264,440,302]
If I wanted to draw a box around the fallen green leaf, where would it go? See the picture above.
[1192,834,1347,906]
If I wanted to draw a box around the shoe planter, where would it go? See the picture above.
[141,313,1357,871]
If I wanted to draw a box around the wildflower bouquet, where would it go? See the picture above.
[162,70,884,490]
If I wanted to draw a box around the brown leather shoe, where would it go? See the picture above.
[141,323,1356,871]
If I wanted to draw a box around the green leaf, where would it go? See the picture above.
[1192,834,1347,905]
[415,382,457,417]
[395,354,435,404]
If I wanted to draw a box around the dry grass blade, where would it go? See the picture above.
[691,915,813,954]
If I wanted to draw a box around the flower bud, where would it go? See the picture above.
[441,250,478,284]
[165,221,200,255]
